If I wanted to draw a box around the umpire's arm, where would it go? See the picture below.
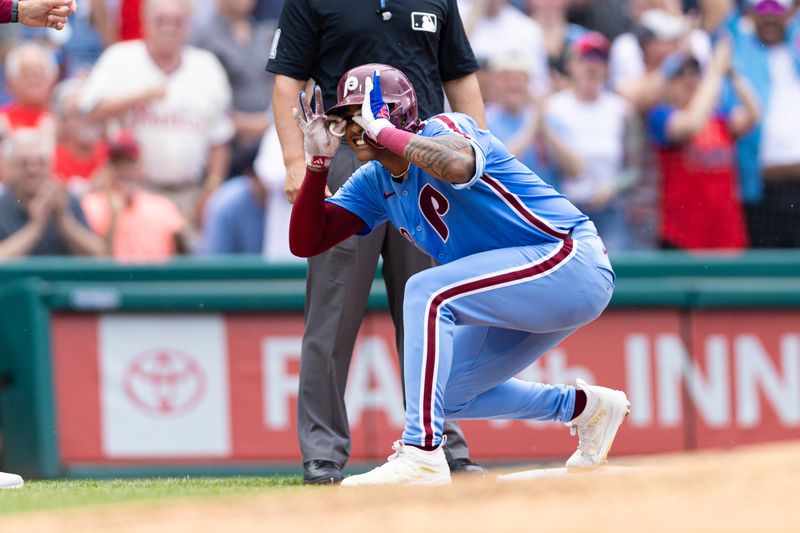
[444,74,486,129]
[273,75,312,204]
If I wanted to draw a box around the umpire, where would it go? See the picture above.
[267,0,486,484]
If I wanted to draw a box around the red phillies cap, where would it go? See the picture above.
[107,130,140,160]
[572,32,611,61]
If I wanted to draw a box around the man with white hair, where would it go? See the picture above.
[79,0,234,229]
[51,78,106,192]
[0,41,59,138]
[0,128,105,258]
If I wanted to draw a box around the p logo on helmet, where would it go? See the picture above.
[342,76,360,98]
[327,63,420,132]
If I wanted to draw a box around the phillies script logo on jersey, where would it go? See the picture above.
[419,184,450,242]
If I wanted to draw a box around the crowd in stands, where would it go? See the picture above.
[0,0,798,262]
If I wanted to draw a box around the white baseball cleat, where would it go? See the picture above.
[0,471,23,489]
[341,438,451,487]
[566,378,631,472]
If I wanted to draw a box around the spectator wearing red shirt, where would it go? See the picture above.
[119,0,145,40]
[647,41,760,250]
[51,78,107,193]
[0,41,58,138]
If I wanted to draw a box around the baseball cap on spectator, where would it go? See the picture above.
[660,51,701,80]
[636,9,690,43]
[748,0,792,14]
[571,32,611,62]
[107,130,140,161]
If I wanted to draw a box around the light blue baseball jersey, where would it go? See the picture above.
[328,113,589,264]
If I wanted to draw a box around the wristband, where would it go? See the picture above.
[10,0,18,22]
[376,127,414,156]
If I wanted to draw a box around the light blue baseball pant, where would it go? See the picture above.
[401,222,615,448]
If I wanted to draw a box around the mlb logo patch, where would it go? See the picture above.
[269,28,281,59]
[411,12,437,33]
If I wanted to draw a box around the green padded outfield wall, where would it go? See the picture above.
[0,253,799,478]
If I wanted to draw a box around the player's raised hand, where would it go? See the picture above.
[292,84,345,171]
[18,0,76,30]
[353,70,394,141]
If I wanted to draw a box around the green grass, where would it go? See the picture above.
[0,476,303,515]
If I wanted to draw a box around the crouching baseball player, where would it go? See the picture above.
[289,64,630,487]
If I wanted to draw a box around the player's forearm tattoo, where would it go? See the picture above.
[403,135,475,184]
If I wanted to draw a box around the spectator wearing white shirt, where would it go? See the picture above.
[547,32,642,251]
[79,0,234,231]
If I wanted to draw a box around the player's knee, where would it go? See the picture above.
[443,397,473,417]
[443,385,474,417]
[403,270,440,310]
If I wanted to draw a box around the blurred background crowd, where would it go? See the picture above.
[0,0,798,263]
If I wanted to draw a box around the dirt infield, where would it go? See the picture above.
[3,441,798,533]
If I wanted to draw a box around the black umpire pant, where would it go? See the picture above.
[297,143,471,466]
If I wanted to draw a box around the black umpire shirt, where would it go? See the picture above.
[266,0,479,120]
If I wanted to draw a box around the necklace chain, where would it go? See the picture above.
[391,162,411,180]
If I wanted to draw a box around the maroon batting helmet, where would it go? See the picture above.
[327,63,419,132]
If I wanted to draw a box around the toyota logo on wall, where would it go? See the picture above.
[123,348,206,416]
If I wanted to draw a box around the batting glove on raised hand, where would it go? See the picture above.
[293,85,346,170]
[353,70,394,141]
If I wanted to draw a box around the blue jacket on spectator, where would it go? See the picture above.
[721,10,800,203]
[200,176,265,255]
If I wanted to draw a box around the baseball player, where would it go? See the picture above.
[268,0,486,484]
[289,64,631,487]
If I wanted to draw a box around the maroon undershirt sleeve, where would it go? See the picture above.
[288,167,366,257]
[0,0,13,23]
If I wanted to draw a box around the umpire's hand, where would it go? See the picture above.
[284,160,309,204]
[19,0,77,30]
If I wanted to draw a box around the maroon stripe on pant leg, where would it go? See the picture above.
[420,239,574,447]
